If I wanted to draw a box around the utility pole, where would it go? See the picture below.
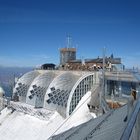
[103,47,106,97]
[102,47,106,96]
[99,47,106,114]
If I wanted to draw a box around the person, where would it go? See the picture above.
[131,89,137,100]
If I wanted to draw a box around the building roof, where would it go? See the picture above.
[68,59,82,63]
[13,71,40,102]
[50,105,128,140]
[60,48,76,52]
[44,71,83,117]
[85,58,121,64]
[67,57,121,64]
[26,71,58,106]
[13,70,94,118]
[105,71,140,82]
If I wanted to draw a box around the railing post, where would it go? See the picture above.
[121,99,140,140]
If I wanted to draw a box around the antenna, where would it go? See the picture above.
[82,56,85,65]
[66,35,72,48]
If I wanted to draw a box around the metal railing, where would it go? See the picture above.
[120,98,140,140]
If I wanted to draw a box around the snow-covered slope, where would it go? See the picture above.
[0,91,94,140]
[0,108,64,140]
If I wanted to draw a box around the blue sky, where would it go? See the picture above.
[0,0,140,68]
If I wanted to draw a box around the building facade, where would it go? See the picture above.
[60,48,76,66]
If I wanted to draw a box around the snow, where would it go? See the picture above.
[0,108,12,122]
[54,91,96,135]
[0,91,96,140]
[0,109,65,140]
[10,101,55,120]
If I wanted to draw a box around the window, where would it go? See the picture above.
[16,87,19,90]
[46,99,51,104]
[33,85,37,88]
[29,95,33,100]
[69,75,94,115]
[50,87,55,91]
[30,90,34,94]
[18,83,22,86]
[48,93,53,97]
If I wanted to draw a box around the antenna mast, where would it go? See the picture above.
[103,47,106,97]
[66,35,72,48]
[99,47,106,114]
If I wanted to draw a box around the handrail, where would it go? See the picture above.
[101,97,110,112]
[120,99,140,140]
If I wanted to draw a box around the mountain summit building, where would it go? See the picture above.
[60,48,76,66]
